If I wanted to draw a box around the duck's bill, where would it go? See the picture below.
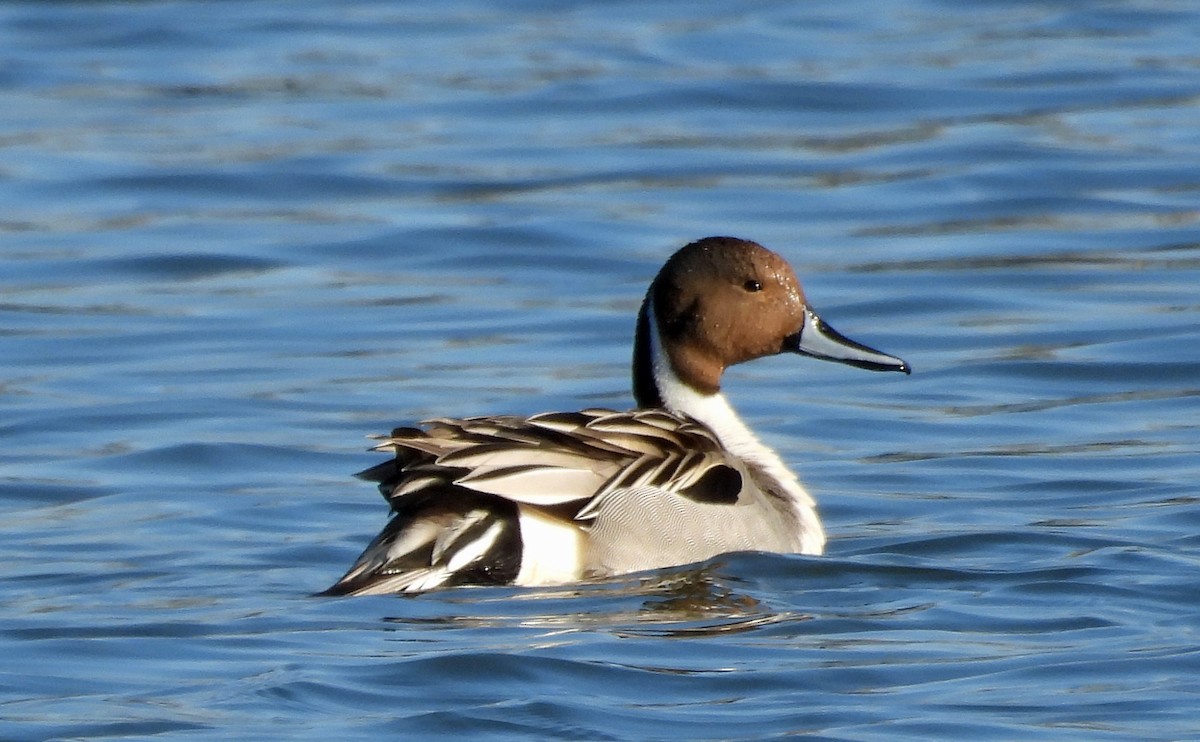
[787,308,911,374]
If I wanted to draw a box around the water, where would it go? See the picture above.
[3,0,1200,739]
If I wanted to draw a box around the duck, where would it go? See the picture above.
[323,236,909,595]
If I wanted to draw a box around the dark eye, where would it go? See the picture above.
[743,279,762,293]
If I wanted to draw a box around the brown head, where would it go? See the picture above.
[633,236,909,409]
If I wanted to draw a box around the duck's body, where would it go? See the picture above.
[324,237,909,596]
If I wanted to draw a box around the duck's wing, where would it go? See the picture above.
[360,408,741,511]
[323,408,748,595]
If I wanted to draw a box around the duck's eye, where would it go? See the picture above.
[743,279,762,293]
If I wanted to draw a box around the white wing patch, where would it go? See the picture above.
[514,505,585,586]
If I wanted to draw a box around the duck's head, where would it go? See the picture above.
[634,236,909,409]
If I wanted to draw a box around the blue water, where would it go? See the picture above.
[4,0,1200,739]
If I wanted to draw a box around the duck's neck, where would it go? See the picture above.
[633,298,824,555]
[633,301,782,469]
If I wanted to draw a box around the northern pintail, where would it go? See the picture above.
[324,236,909,595]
